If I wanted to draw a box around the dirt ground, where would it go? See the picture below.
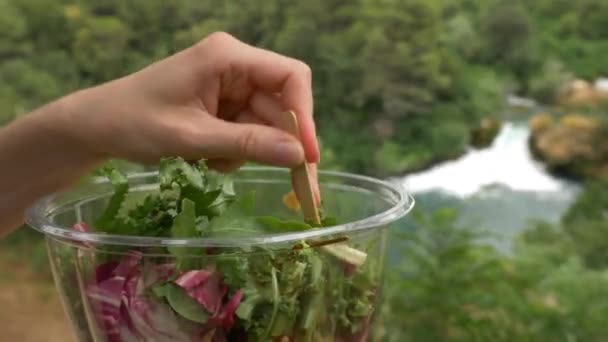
[0,253,74,342]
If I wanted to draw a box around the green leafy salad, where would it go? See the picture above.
[75,158,379,342]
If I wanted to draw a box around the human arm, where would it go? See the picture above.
[0,32,319,236]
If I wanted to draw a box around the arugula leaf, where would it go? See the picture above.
[324,253,377,334]
[216,255,249,290]
[299,255,324,335]
[206,191,266,237]
[321,216,338,227]
[237,190,256,214]
[94,167,129,231]
[168,199,200,270]
[255,216,312,233]
[269,258,308,337]
[234,247,325,340]
[153,283,209,323]
[235,286,262,322]
[264,266,280,339]
[170,199,197,239]
[182,189,221,217]
[95,168,129,230]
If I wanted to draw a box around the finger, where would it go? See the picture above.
[246,56,319,163]
[248,93,321,202]
[199,117,305,167]
[207,158,245,173]
[234,110,269,126]
[249,91,319,164]
[247,94,321,203]
[199,112,272,172]
[199,34,319,162]
[217,99,248,121]
[249,91,284,127]
[214,111,269,170]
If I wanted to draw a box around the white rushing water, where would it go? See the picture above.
[399,122,571,198]
[393,121,580,252]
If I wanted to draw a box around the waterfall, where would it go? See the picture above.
[399,122,572,198]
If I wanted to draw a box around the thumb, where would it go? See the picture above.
[203,118,305,167]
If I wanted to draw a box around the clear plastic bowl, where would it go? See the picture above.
[26,167,414,342]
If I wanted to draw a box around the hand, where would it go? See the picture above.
[62,32,319,173]
[0,32,321,234]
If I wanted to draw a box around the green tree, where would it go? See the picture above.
[356,0,450,119]
[480,0,538,83]
[561,181,608,269]
[577,0,608,40]
[72,16,131,82]
[0,1,29,58]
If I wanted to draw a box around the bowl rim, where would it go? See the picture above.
[25,167,415,247]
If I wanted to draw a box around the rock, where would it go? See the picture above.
[471,118,502,148]
[528,113,553,136]
[535,126,595,163]
[529,113,608,180]
[558,78,608,106]
[560,114,600,131]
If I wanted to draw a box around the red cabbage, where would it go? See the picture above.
[86,251,202,341]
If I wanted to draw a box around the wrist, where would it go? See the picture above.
[35,91,108,168]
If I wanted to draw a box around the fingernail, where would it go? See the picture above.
[275,141,304,166]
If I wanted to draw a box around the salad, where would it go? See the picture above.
[74,158,379,342]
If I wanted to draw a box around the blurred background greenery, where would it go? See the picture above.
[0,0,607,341]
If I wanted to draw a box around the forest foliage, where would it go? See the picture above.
[1,1,608,340]
[3,0,606,175]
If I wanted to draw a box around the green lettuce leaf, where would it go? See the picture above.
[153,283,209,323]
[159,157,204,192]
[124,194,175,237]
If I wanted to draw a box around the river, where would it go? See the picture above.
[394,121,581,252]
